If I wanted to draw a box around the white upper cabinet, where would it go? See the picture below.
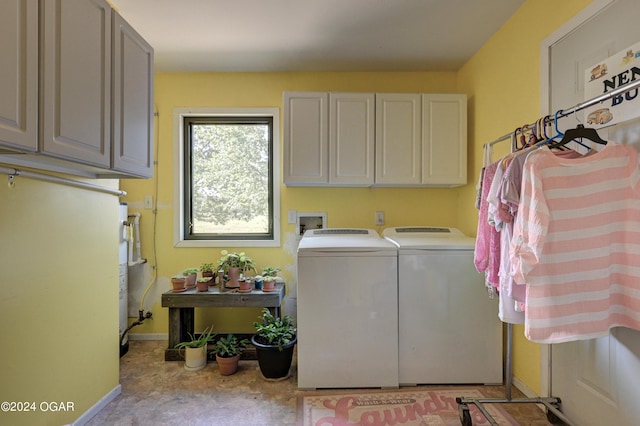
[284,91,467,187]
[112,11,154,178]
[0,0,38,152]
[284,92,375,186]
[422,94,467,186]
[283,92,329,185]
[329,93,375,186]
[0,0,153,178]
[41,0,112,167]
[375,93,422,185]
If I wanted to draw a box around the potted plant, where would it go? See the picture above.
[262,266,280,277]
[261,266,280,292]
[183,267,199,288]
[251,308,297,380]
[239,277,253,293]
[174,325,216,371]
[253,275,264,290]
[196,277,211,292]
[216,250,256,288]
[262,276,277,292]
[201,262,216,280]
[170,275,186,292]
[212,334,249,376]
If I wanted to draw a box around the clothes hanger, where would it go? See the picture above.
[557,123,607,145]
[533,114,567,150]
[549,109,606,148]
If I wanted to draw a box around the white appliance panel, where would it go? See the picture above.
[298,228,397,253]
[382,226,474,250]
[398,251,502,384]
[297,228,399,389]
[383,226,502,385]
[297,255,398,388]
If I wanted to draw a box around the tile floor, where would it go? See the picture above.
[86,340,557,425]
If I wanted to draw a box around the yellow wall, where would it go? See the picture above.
[457,0,592,393]
[0,177,120,425]
[122,71,461,333]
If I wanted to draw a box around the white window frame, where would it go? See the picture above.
[173,107,281,248]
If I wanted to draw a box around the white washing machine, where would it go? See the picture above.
[297,228,399,389]
[382,226,502,385]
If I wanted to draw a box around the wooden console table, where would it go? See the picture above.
[161,282,285,361]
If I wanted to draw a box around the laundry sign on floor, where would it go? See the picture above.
[297,388,518,426]
[584,40,640,128]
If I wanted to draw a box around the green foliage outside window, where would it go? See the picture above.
[188,118,271,236]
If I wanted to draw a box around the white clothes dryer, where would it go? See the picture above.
[297,228,399,389]
[382,226,502,385]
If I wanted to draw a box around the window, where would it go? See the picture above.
[174,108,280,247]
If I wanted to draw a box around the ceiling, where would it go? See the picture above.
[109,0,525,73]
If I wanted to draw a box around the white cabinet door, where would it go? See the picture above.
[0,0,38,152]
[329,93,374,186]
[41,0,111,167]
[283,92,329,185]
[422,94,467,186]
[375,93,421,185]
[111,11,154,178]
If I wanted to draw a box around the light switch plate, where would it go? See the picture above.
[144,195,153,209]
[287,210,297,224]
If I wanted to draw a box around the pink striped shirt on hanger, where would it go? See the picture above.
[510,142,640,343]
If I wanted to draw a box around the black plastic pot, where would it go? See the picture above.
[251,335,297,379]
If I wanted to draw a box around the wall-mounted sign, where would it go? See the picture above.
[584,41,640,128]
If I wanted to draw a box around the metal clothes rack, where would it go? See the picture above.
[456,78,640,426]
[485,78,640,148]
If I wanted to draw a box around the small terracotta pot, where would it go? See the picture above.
[202,271,215,285]
[262,280,275,292]
[239,280,252,293]
[196,280,210,292]
[171,278,186,292]
[216,354,240,376]
[185,273,197,288]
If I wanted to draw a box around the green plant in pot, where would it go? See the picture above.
[212,334,249,376]
[261,266,280,292]
[216,250,256,288]
[196,277,211,292]
[183,267,199,288]
[262,276,277,292]
[174,325,216,371]
[252,308,297,380]
[262,266,280,277]
[201,262,216,278]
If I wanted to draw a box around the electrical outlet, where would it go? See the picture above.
[144,195,153,209]
[375,211,385,226]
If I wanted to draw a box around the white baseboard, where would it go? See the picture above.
[71,384,121,426]
[128,333,168,341]
[512,376,537,398]
[513,377,547,413]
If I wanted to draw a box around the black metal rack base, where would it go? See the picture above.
[456,395,567,426]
